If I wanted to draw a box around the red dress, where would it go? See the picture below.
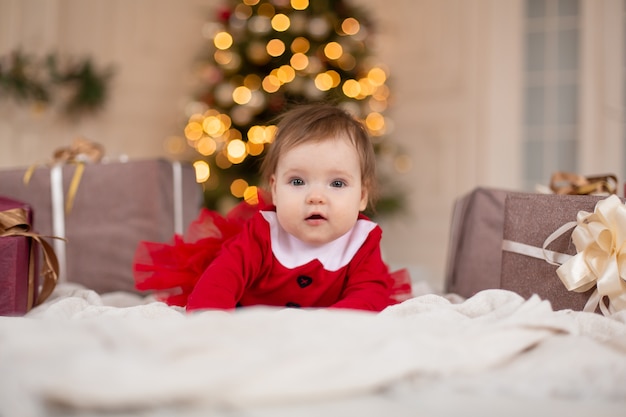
[133,200,412,311]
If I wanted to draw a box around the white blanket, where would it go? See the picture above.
[1,283,626,417]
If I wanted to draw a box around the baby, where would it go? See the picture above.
[186,103,396,311]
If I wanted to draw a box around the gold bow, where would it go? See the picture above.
[556,195,626,315]
[51,137,105,164]
[550,172,617,196]
[0,207,61,308]
[23,137,105,213]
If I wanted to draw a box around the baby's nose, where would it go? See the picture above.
[306,188,326,204]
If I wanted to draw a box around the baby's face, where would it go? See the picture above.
[270,136,368,246]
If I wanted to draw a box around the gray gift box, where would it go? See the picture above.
[0,159,202,294]
[444,187,513,298]
[499,193,608,311]
[445,187,614,312]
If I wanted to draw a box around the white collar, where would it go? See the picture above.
[260,211,376,271]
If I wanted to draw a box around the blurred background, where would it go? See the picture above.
[1,0,624,291]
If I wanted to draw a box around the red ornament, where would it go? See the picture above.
[216,7,232,23]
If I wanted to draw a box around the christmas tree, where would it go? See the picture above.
[181,0,407,216]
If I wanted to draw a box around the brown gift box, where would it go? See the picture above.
[500,193,613,311]
[0,159,202,294]
[0,197,39,316]
[444,187,518,298]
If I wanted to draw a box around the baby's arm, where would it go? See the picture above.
[186,218,263,311]
[330,229,393,312]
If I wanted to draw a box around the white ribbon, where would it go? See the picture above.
[50,164,67,282]
[502,194,626,315]
[172,161,183,235]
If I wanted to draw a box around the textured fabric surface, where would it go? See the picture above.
[1,283,625,417]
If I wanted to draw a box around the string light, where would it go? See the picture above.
[213,50,232,65]
[213,32,233,50]
[234,4,253,19]
[262,74,281,93]
[257,2,275,18]
[291,0,309,10]
[290,53,309,70]
[368,67,387,86]
[342,79,360,98]
[230,178,248,198]
[326,70,341,87]
[314,73,333,91]
[184,121,204,141]
[197,137,218,156]
[323,42,343,60]
[271,14,290,31]
[244,74,262,90]
[226,139,247,164]
[276,65,295,83]
[244,186,259,204]
[266,39,286,57]
[291,37,310,53]
[232,86,252,105]
[193,160,210,182]
[365,112,385,133]
[341,18,360,35]
[247,141,264,156]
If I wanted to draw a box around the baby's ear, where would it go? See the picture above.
[359,188,368,211]
[269,175,277,196]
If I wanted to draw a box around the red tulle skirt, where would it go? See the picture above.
[133,199,413,307]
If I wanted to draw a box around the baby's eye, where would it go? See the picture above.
[330,180,346,188]
[290,178,304,186]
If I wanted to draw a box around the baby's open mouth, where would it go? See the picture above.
[306,214,326,220]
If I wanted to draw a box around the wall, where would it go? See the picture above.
[364,0,523,287]
[0,0,209,165]
[0,0,524,291]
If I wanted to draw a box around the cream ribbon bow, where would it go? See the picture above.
[556,194,626,315]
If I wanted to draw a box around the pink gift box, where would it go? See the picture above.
[0,197,38,316]
[0,159,202,294]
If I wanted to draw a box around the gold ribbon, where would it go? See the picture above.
[550,172,618,196]
[0,207,61,307]
[23,137,105,213]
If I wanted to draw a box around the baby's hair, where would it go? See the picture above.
[260,102,379,208]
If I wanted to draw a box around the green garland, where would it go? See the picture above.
[0,50,114,119]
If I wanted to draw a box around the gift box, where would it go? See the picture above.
[500,193,615,312]
[0,197,43,316]
[444,187,516,298]
[0,159,202,294]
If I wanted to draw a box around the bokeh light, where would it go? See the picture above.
[341,18,360,35]
[291,37,310,53]
[230,178,249,198]
[271,14,290,31]
[290,53,309,70]
[213,32,233,50]
[193,160,210,183]
[323,42,343,60]
[266,39,286,57]
[291,0,309,10]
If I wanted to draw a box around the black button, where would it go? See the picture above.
[297,275,313,288]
